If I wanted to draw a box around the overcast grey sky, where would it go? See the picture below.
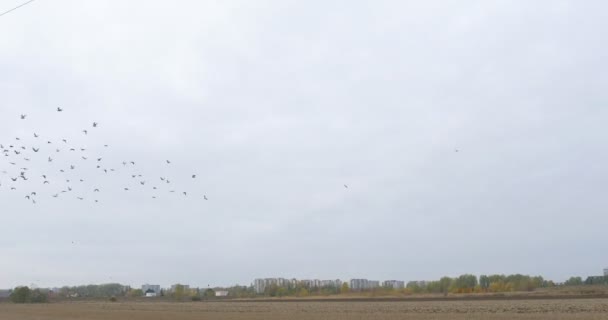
[1,0,607,289]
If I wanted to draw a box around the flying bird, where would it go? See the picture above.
[93,122,98,127]
[57,107,63,112]
[20,114,26,119]
[82,130,88,135]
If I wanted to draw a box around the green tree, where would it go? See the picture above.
[172,284,186,300]
[10,287,47,303]
[10,286,31,303]
[439,277,452,296]
[128,289,143,297]
[340,282,350,294]
[29,289,48,303]
[564,277,583,286]
[203,288,216,298]
[479,275,490,291]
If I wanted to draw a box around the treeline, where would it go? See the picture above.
[406,274,550,294]
[564,276,608,286]
[9,286,48,303]
[59,283,128,298]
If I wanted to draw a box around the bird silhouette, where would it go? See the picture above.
[57,107,63,112]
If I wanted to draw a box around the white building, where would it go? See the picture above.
[320,279,342,288]
[254,278,341,293]
[215,290,229,297]
[368,280,380,289]
[350,279,369,291]
[142,284,161,297]
[383,280,405,289]
[253,279,266,294]
[254,278,292,294]
[350,279,381,290]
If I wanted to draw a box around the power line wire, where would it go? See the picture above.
[0,0,36,18]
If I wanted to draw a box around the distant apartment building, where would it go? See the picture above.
[350,279,381,291]
[604,268,608,277]
[254,278,295,294]
[320,279,343,288]
[253,279,266,294]
[254,278,342,294]
[383,280,405,289]
[350,279,369,291]
[141,284,161,297]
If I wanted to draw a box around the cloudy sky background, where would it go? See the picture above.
[1,0,607,288]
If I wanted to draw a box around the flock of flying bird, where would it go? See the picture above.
[1,108,209,204]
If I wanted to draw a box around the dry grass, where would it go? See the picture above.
[2,299,608,320]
